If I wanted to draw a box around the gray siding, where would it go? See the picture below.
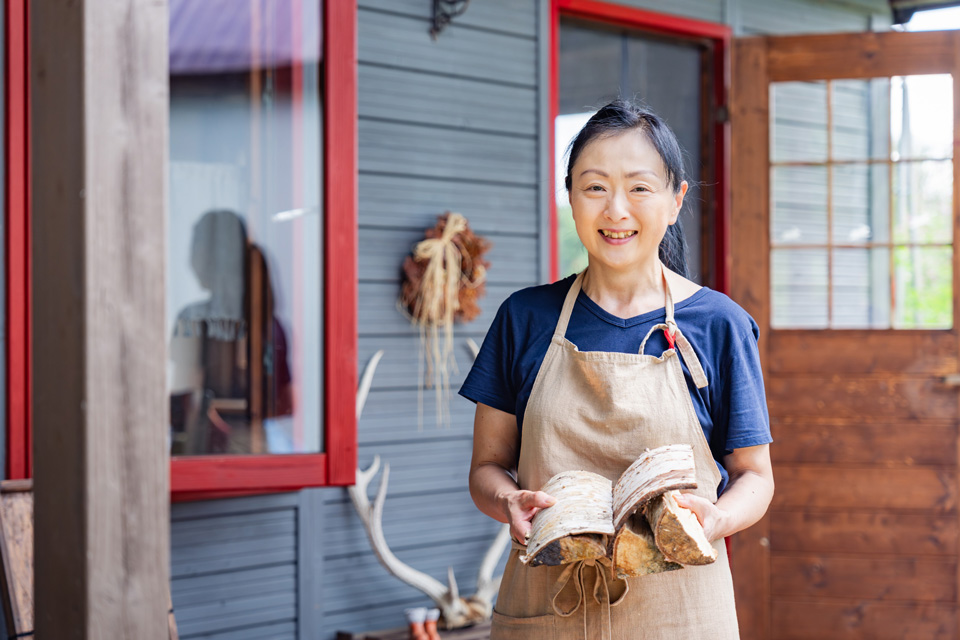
[316,0,540,637]
[170,494,302,639]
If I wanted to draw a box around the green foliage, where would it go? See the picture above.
[557,204,588,278]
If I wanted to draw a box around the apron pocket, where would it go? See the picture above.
[491,610,557,639]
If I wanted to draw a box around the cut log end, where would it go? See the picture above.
[611,514,682,578]
[522,534,608,567]
[646,490,718,566]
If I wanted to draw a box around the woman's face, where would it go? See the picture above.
[568,129,687,274]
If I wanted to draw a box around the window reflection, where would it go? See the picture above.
[168,0,323,455]
[170,210,294,455]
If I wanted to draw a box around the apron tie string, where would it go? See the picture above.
[639,323,709,389]
[550,558,628,640]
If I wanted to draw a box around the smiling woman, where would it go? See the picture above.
[461,100,773,639]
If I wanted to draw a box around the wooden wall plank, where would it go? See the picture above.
[358,338,479,392]
[359,174,537,234]
[771,554,956,602]
[358,227,537,285]
[768,332,959,375]
[773,466,957,512]
[322,490,501,557]
[729,36,771,640]
[359,65,537,135]
[359,10,536,86]
[359,282,519,336]
[771,421,957,466]
[770,511,958,556]
[766,31,955,81]
[359,120,536,185]
[358,391,476,443]
[767,376,959,421]
[358,0,537,38]
[771,600,957,640]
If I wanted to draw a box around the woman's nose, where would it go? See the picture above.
[604,191,630,221]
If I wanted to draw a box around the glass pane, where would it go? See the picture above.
[772,249,828,328]
[832,164,890,244]
[832,248,891,328]
[891,74,953,160]
[893,246,953,329]
[556,19,704,282]
[770,81,828,163]
[893,160,952,244]
[168,0,324,456]
[558,21,623,115]
[831,79,890,161]
[772,166,828,244]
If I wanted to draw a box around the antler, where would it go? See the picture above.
[350,348,509,628]
[347,457,469,611]
[473,523,510,609]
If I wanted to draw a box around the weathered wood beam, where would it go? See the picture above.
[31,0,169,636]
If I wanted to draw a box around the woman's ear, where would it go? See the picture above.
[670,181,689,223]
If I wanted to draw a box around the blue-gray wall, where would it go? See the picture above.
[166,1,892,638]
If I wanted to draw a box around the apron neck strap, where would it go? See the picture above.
[662,264,676,328]
[553,271,585,339]
[553,266,676,340]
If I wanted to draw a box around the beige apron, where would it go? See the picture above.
[491,269,739,640]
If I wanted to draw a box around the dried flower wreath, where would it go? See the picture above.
[399,212,491,425]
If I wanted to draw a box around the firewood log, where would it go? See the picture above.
[526,534,608,567]
[612,444,698,531]
[520,470,615,567]
[645,490,717,566]
[610,513,682,578]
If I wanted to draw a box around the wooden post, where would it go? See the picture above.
[31,0,169,637]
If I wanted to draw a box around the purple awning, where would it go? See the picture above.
[170,0,321,74]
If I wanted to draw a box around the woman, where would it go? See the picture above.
[460,100,774,639]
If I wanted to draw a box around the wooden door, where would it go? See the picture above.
[731,32,960,639]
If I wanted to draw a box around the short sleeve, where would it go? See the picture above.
[459,300,516,415]
[719,328,772,452]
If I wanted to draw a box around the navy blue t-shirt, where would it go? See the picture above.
[459,275,772,495]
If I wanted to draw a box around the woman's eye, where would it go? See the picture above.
[633,186,649,192]
[587,185,604,192]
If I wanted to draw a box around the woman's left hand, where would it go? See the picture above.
[674,493,729,543]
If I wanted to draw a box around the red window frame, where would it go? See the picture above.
[5,1,359,497]
[6,0,30,482]
[550,0,731,292]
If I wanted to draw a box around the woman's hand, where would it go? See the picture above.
[500,490,556,544]
[676,444,774,541]
[674,493,729,542]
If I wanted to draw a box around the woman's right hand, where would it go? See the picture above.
[501,490,556,545]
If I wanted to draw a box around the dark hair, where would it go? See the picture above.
[564,99,690,277]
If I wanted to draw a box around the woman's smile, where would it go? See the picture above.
[599,229,638,243]
[568,129,687,275]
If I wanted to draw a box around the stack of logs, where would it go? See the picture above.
[521,444,717,577]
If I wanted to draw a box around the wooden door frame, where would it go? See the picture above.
[731,30,960,639]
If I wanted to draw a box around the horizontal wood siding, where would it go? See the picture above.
[170,494,300,639]
[322,1,539,638]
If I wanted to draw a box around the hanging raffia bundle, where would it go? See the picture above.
[400,213,490,426]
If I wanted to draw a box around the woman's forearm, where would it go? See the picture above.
[469,462,519,524]
[675,444,774,542]
[711,467,775,539]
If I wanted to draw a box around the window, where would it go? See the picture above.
[550,1,730,290]
[168,0,357,495]
[770,75,953,329]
